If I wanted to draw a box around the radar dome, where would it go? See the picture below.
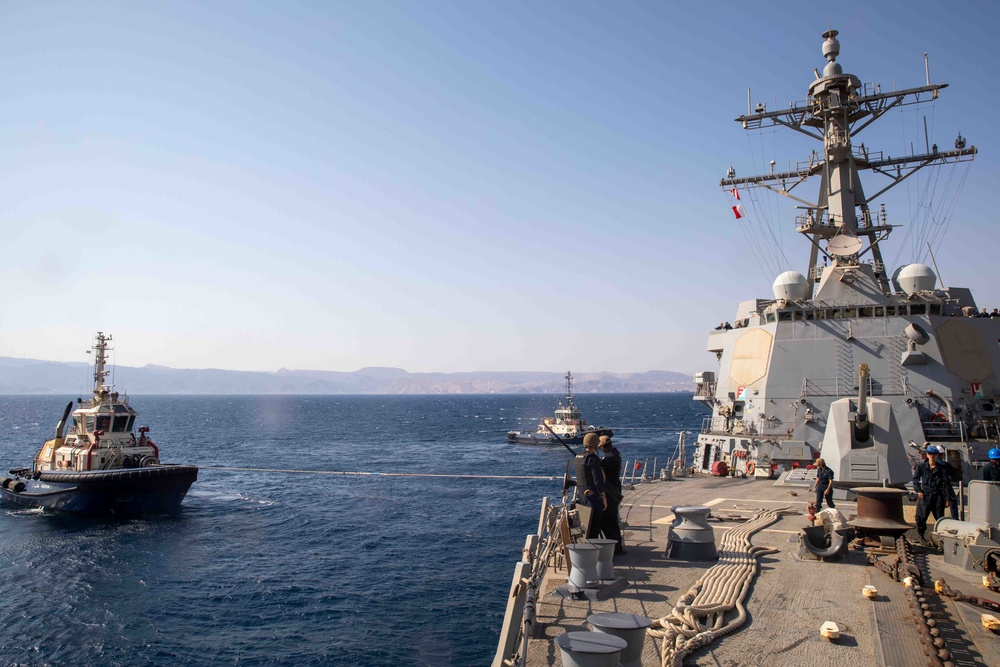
[772,271,810,300]
[896,264,936,294]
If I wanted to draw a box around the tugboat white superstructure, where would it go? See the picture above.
[507,372,613,445]
[1,332,198,514]
[692,30,993,486]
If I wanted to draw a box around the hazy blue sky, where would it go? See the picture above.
[2,1,997,374]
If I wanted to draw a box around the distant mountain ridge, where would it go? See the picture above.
[0,357,693,395]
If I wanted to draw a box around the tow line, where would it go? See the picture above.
[201,466,560,481]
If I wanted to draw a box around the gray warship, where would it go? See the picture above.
[691,28,988,487]
[494,28,1000,667]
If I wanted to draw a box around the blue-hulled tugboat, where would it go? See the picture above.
[506,371,613,445]
[0,332,198,514]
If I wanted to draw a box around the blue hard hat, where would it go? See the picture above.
[989,447,1000,460]
[926,445,943,454]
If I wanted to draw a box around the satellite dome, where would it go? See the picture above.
[896,263,936,294]
[772,271,810,300]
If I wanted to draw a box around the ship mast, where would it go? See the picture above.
[564,371,575,407]
[722,29,976,297]
[92,332,113,397]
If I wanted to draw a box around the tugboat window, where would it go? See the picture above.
[85,416,95,432]
[96,416,111,431]
[126,416,135,432]
[112,415,129,432]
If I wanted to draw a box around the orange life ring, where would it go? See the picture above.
[933,412,947,423]
[746,462,756,475]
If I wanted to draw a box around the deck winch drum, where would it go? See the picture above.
[848,487,910,537]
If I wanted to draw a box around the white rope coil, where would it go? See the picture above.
[648,509,785,667]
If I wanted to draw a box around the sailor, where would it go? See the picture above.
[598,435,626,555]
[982,448,1000,481]
[811,458,835,510]
[578,434,607,539]
[912,444,957,541]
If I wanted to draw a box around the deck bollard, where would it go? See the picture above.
[665,505,718,561]
[566,543,601,590]
[585,538,617,580]
[554,631,627,667]
[587,613,652,667]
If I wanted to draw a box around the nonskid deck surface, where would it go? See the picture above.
[523,475,998,667]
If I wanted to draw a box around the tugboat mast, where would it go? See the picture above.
[91,332,113,399]
[723,29,976,297]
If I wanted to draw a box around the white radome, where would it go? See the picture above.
[772,271,810,300]
[896,263,937,293]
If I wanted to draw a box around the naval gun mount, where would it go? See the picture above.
[821,363,912,486]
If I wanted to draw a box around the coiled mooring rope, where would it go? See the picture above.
[647,508,786,667]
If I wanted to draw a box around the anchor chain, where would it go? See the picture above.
[935,578,1000,614]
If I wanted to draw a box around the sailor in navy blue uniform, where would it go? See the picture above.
[812,457,835,510]
[599,435,625,554]
[982,448,1000,481]
[578,434,606,539]
[912,445,957,540]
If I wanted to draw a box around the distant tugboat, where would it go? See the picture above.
[506,372,612,445]
[0,332,198,514]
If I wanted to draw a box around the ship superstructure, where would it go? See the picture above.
[692,30,993,486]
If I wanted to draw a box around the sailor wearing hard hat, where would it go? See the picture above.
[982,447,1000,481]
[912,444,958,542]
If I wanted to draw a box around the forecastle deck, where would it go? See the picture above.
[513,474,999,667]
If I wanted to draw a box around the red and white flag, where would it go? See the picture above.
[733,203,746,219]
[729,188,740,200]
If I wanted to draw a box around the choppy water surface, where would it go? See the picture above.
[0,393,702,666]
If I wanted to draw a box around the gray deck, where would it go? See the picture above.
[523,474,999,667]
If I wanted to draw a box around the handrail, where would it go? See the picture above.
[492,498,568,667]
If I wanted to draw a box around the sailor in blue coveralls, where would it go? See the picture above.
[912,444,957,541]
[982,447,1000,481]
[812,457,835,510]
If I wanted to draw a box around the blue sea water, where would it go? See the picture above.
[0,393,704,666]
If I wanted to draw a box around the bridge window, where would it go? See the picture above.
[843,308,857,318]
[859,307,873,317]
[929,304,941,316]
[778,311,792,322]
[911,304,926,315]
